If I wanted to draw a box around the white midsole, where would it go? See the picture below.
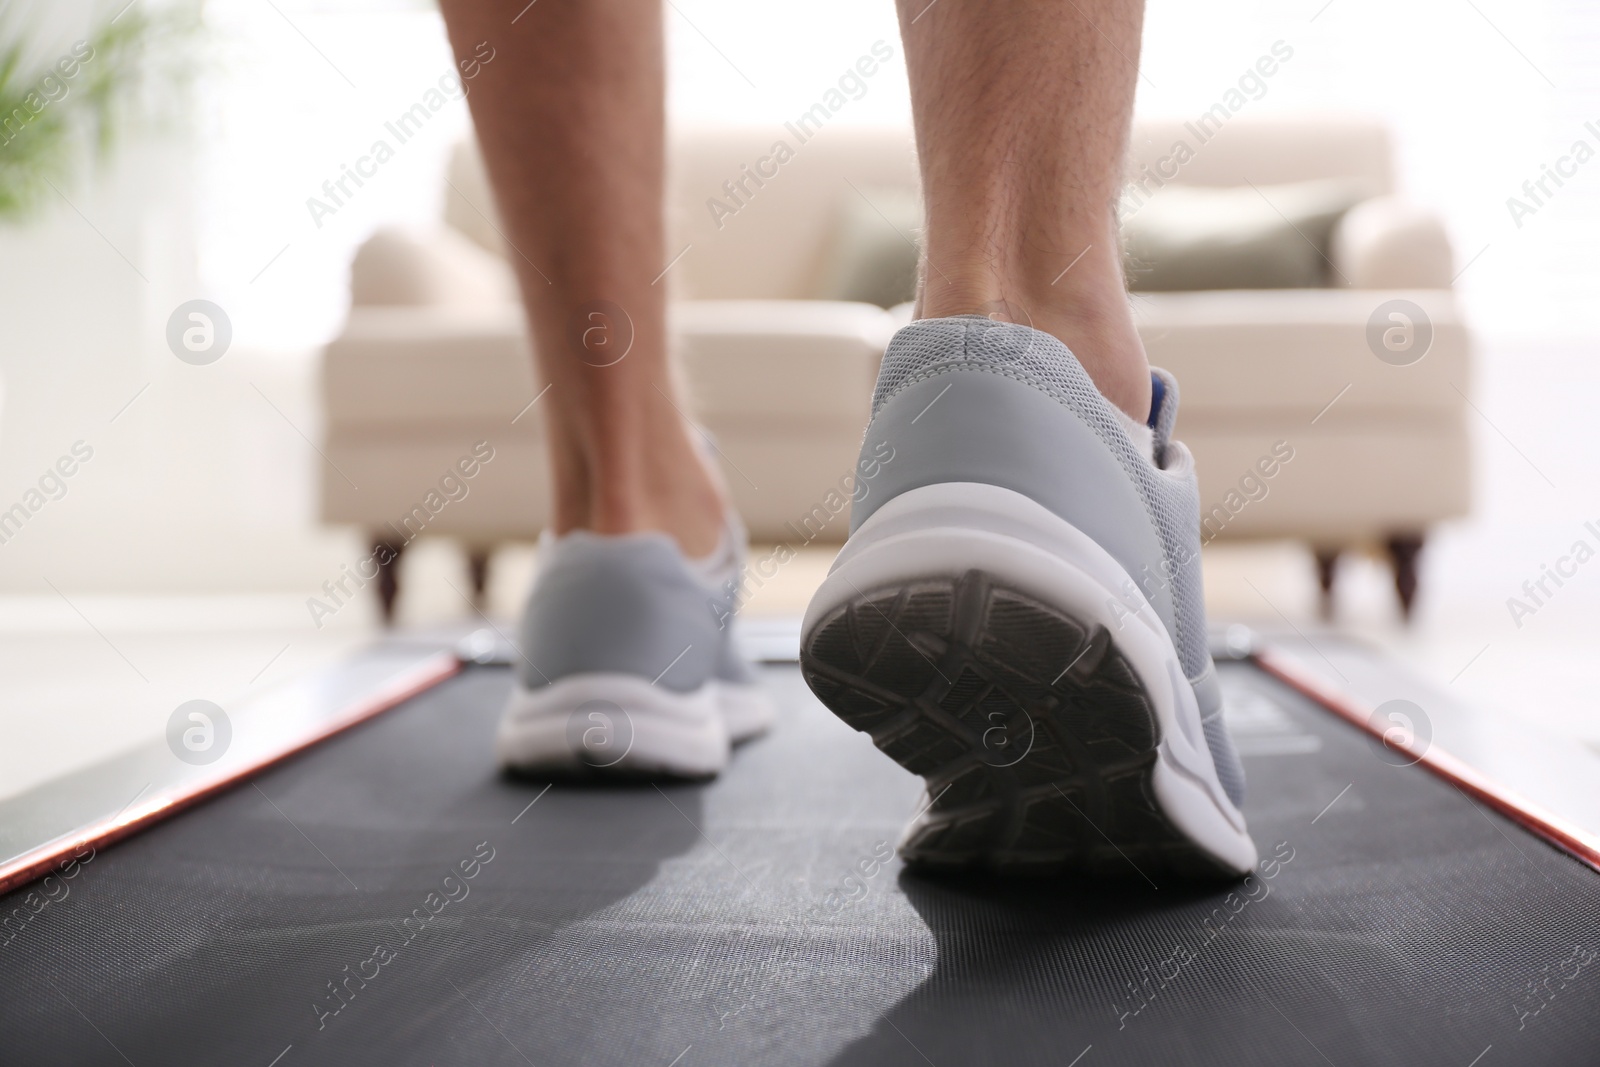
[497,673,728,777]
[802,481,1256,874]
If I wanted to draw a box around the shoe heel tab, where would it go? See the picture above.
[1149,368,1182,452]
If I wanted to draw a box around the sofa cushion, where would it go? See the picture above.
[324,300,895,431]
[677,300,894,427]
[442,116,1398,301]
[812,186,921,307]
[1185,424,1470,540]
[323,306,540,429]
[1134,288,1469,419]
[1331,196,1456,289]
[322,433,548,538]
[665,126,921,301]
[1123,179,1367,291]
[321,426,876,544]
[807,177,1375,302]
[350,227,517,308]
[1129,116,1393,195]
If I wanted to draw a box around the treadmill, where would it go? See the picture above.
[2,626,1597,1066]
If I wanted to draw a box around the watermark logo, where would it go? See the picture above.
[166,300,232,365]
[1366,298,1432,366]
[566,300,634,367]
[166,699,231,765]
[705,40,896,231]
[0,440,94,548]
[307,441,496,628]
[714,837,895,1031]
[1,843,95,952]
[313,839,495,1030]
[978,706,1035,768]
[1112,840,1296,1030]
[0,39,97,150]
[1505,521,1600,630]
[1200,440,1296,544]
[1505,119,1600,230]
[306,44,497,230]
[1514,944,1596,1031]
[565,699,634,768]
[973,298,1042,367]
[1367,698,1430,767]
[713,441,897,627]
[1122,40,1296,220]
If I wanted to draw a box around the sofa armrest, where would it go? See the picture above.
[349,226,517,309]
[1330,197,1455,289]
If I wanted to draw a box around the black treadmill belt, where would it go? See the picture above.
[3,661,1598,1066]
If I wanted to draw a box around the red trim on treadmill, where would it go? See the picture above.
[0,652,462,898]
[1253,646,1600,876]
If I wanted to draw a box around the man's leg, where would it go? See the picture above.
[439,1,773,779]
[438,0,723,557]
[898,0,1152,420]
[801,1,1255,875]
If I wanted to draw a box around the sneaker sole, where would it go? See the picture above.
[800,482,1256,878]
[497,673,728,780]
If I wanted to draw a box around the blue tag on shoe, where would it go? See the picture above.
[1147,372,1166,430]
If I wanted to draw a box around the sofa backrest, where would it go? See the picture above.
[1129,116,1393,193]
[443,115,1393,301]
[667,124,920,302]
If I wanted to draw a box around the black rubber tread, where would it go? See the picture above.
[801,569,1236,879]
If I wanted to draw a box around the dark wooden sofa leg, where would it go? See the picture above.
[467,547,492,610]
[371,535,406,627]
[1385,533,1425,621]
[1313,547,1340,621]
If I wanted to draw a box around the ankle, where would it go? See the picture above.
[918,269,1152,422]
[554,483,727,559]
[1029,298,1152,421]
[549,420,729,559]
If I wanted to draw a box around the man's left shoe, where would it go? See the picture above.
[496,522,774,778]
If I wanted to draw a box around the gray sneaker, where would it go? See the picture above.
[498,523,776,778]
[800,315,1255,877]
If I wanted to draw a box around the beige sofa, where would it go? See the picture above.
[321,116,1470,621]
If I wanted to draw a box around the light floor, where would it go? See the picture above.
[2,530,1597,807]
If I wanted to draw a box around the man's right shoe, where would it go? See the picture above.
[799,315,1257,878]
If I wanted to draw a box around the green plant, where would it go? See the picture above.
[0,7,189,221]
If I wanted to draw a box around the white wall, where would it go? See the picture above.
[1138,0,1596,339]
[0,4,462,595]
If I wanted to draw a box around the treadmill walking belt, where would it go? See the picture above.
[3,659,1598,1066]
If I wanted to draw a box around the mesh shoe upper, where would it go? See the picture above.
[517,531,729,694]
[865,315,1245,804]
